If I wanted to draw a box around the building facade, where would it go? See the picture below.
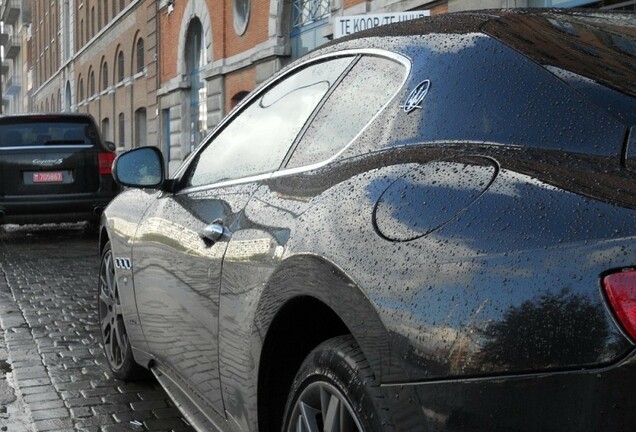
[0,0,31,113]
[3,0,634,174]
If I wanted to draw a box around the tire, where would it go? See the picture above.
[97,241,145,380]
[283,335,394,432]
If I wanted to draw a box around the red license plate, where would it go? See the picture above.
[33,171,63,183]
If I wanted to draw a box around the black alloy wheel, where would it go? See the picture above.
[283,336,394,432]
[98,241,144,380]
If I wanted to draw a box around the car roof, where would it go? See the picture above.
[0,113,97,124]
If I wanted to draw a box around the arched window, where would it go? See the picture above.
[117,51,124,82]
[231,91,249,110]
[135,108,147,147]
[233,0,250,36]
[91,6,96,37]
[136,38,145,73]
[102,62,109,90]
[120,0,125,10]
[102,118,110,141]
[90,70,96,95]
[65,82,72,111]
[103,0,109,25]
[79,77,84,101]
[118,113,125,147]
[185,18,207,151]
[63,0,70,59]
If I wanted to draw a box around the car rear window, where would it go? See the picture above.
[0,121,98,148]
[483,12,636,99]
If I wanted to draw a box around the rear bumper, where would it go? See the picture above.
[389,349,636,432]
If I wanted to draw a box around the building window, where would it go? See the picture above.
[231,91,249,110]
[120,0,125,11]
[118,113,125,147]
[185,19,207,152]
[162,109,171,172]
[136,38,145,73]
[135,108,147,147]
[90,70,95,95]
[102,118,110,141]
[79,78,84,101]
[117,51,124,82]
[233,0,250,36]
[63,0,70,59]
[103,0,109,24]
[91,6,96,37]
[102,62,109,90]
[65,81,72,111]
[291,0,331,59]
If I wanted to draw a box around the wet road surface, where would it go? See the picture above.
[0,223,195,432]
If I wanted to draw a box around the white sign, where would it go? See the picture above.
[334,11,431,39]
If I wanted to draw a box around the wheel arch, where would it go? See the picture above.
[254,254,399,432]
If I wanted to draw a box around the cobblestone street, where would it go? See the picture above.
[0,223,195,432]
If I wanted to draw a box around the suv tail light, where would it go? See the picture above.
[98,152,116,175]
[603,269,636,341]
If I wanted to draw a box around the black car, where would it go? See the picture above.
[99,9,636,432]
[0,113,119,226]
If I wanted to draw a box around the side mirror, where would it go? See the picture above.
[113,146,164,189]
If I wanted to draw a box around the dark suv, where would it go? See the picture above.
[0,113,119,226]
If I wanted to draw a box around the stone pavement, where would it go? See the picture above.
[0,224,196,432]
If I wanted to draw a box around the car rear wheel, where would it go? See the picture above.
[283,335,393,432]
[98,241,144,380]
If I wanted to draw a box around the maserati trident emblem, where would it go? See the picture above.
[400,80,430,114]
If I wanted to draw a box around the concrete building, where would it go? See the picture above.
[2,0,633,173]
[0,0,31,113]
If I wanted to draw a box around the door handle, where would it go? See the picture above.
[200,222,232,245]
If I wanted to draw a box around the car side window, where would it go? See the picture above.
[286,55,406,169]
[186,57,355,187]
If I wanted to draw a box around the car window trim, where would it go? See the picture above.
[278,55,362,170]
[173,49,411,195]
[280,53,411,173]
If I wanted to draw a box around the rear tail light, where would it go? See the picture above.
[603,269,636,341]
[98,152,116,175]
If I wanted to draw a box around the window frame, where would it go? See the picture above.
[117,51,125,83]
[136,38,145,74]
[283,54,408,170]
[171,49,410,193]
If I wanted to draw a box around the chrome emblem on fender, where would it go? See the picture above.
[400,80,430,114]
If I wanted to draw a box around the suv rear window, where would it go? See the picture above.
[0,121,98,148]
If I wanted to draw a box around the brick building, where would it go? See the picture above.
[5,0,635,175]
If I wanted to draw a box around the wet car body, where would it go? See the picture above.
[100,9,636,432]
[0,113,119,225]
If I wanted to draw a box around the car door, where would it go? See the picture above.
[132,54,358,417]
